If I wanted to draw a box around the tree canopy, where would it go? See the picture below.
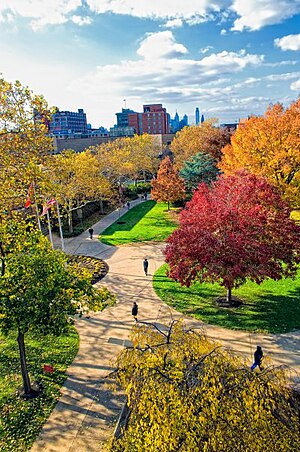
[179,152,220,191]
[0,78,53,212]
[110,321,300,452]
[219,99,300,208]
[170,122,232,169]
[151,157,186,210]
[0,216,97,395]
[164,172,300,303]
[46,149,112,232]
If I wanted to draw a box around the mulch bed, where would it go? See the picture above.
[68,255,109,284]
[215,296,243,308]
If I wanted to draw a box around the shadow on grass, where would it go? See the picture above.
[101,201,156,238]
[153,266,300,334]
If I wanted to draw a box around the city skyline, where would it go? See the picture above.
[0,1,299,128]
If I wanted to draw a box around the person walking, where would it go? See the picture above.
[126,201,130,210]
[132,301,138,321]
[88,228,94,240]
[143,258,149,276]
[251,346,264,371]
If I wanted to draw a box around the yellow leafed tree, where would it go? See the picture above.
[110,321,300,452]
[220,99,300,208]
[170,121,232,169]
[46,150,112,232]
[0,78,53,212]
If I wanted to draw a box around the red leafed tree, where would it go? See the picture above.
[151,157,186,210]
[164,172,300,304]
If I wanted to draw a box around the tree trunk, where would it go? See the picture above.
[99,199,104,214]
[68,201,73,233]
[142,170,146,182]
[227,288,232,305]
[167,201,170,211]
[17,329,32,395]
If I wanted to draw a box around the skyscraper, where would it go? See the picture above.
[195,107,200,125]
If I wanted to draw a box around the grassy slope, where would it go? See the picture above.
[153,264,300,334]
[0,327,79,451]
[100,201,178,245]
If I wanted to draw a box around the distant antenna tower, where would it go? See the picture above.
[123,98,127,109]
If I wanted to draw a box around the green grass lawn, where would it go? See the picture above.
[0,327,79,451]
[153,264,300,334]
[100,201,178,245]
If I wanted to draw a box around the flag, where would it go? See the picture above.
[25,183,34,208]
[41,198,56,216]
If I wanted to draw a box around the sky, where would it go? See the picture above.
[0,1,300,129]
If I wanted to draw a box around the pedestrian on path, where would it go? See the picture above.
[88,228,94,239]
[143,258,149,276]
[251,346,263,371]
[126,201,130,210]
[132,301,138,321]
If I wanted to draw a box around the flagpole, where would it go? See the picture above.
[46,210,54,248]
[32,183,42,232]
[56,202,65,252]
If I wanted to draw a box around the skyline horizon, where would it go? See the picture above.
[1,1,299,128]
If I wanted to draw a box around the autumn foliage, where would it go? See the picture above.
[220,99,300,207]
[164,172,300,302]
[171,121,232,168]
[151,157,186,209]
[110,321,300,452]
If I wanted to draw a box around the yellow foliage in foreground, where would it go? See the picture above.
[110,321,299,452]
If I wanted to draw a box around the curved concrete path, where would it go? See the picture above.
[32,199,300,451]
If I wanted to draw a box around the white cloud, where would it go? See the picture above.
[290,79,300,91]
[231,0,300,31]
[0,0,299,31]
[69,31,264,125]
[220,28,227,35]
[0,0,81,30]
[274,33,300,51]
[200,45,214,54]
[264,60,297,67]
[71,15,92,25]
[265,71,300,81]
[163,18,183,28]
[137,31,188,59]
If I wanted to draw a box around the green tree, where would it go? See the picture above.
[179,152,220,191]
[0,217,94,397]
[151,157,186,210]
[110,321,300,452]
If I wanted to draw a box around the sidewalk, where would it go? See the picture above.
[32,200,300,451]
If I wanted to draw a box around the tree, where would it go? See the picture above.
[219,100,300,208]
[164,172,300,304]
[179,152,220,191]
[46,149,112,232]
[170,121,232,169]
[151,157,186,210]
[0,216,95,397]
[110,321,300,452]
[0,78,53,212]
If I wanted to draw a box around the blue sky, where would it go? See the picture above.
[0,1,299,128]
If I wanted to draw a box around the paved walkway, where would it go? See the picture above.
[32,199,300,451]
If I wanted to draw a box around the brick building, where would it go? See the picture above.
[128,104,169,135]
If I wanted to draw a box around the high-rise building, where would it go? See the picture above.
[128,104,169,135]
[201,114,205,123]
[195,107,200,125]
[116,108,136,127]
[49,108,88,137]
